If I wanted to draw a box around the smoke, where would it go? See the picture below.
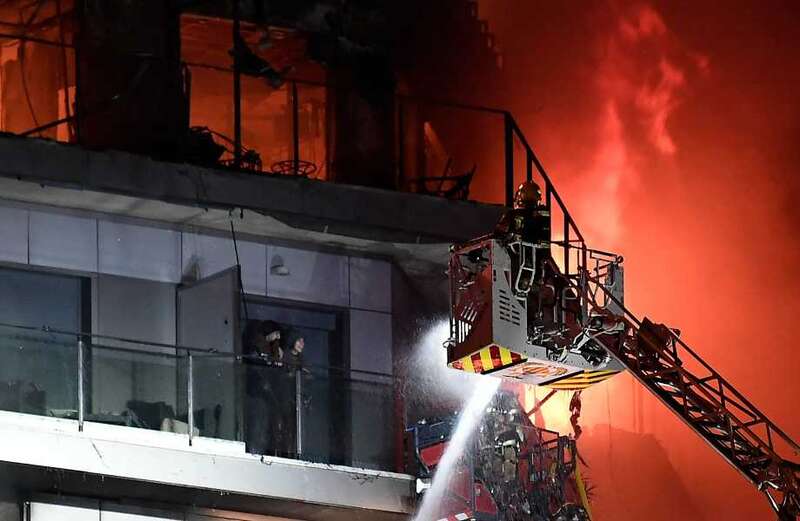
[580,100,629,246]
[402,318,491,420]
[615,5,687,156]
[605,4,703,158]
[618,5,666,40]
[571,3,708,248]
[635,57,685,155]
[478,1,800,518]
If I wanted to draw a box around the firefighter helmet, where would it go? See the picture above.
[513,181,542,209]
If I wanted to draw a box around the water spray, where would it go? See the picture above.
[413,375,501,521]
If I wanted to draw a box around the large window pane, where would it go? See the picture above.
[0,325,78,417]
[190,354,241,442]
[0,267,87,331]
[88,343,184,432]
[347,372,395,470]
[0,267,88,419]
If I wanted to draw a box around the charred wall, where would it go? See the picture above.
[75,0,187,159]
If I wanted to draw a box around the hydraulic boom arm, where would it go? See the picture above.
[587,285,800,519]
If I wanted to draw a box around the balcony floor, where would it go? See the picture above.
[0,410,414,521]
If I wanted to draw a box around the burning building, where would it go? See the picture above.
[0,1,514,520]
[0,0,798,520]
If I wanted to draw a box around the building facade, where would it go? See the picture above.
[0,134,502,521]
[0,1,511,519]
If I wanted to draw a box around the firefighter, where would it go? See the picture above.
[496,180,566,342]
[494,180,550,250]
[495,180,551,296]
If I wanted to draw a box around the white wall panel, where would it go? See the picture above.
[267,247,349,307]
[349,310,393,471]
[0,420,414,515]
[95,275,177,346]
[101,507,182,521]
[28,501,99,521]
[29,211,97,272]
[99,222,180,282]
[186,511,301,521]
[349,309,393,375]
[181,232,266,295]
[349,257,391,312]
[0,206,28,264]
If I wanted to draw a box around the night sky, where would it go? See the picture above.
[479,1,800,518]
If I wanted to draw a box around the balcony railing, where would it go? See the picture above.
[0,12,581,214]
[0,322,400,472]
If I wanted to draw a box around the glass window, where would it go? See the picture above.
[89,275,182,432]
[0,267,90,417]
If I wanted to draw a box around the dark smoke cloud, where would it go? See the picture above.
[479,1,800,518]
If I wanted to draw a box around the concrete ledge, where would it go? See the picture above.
[0,135,502,244]
[0,411,414,518]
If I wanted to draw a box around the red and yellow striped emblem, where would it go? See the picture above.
[449,345,526,374]
[542,369,620,391]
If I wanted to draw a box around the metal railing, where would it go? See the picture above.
[0,15,583,211]
[0,321,400,472]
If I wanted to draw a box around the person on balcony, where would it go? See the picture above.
[243,320,283,456]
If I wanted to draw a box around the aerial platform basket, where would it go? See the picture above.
[446,236,623,387]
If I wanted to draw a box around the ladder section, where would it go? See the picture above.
[589,299,800,519]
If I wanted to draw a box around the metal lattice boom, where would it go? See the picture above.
[584,283,800,519]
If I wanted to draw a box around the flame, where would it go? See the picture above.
[476,2,800,518]
[521,385,575,434]
[618,5,666,41]
[569,3,709,250]
[635,57,686,155]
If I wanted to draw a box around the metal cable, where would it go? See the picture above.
[16,0,46,134]
[229,214,250,323]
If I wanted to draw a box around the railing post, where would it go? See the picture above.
[397,98,405,187]
[295,368,303,458]
[504,113,514,207]
[232,0,242,169]
[291,81,300,175]
[393,375,406,473]
[545,183,552,212]
[77,337,84,432]
[188,353,194,446]
[564,215,570,276]
[526,149,533,182]
[581,244,588,321]
[73,2,83,143]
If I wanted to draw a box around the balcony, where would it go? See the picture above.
[0,8,538,210]
[0,322,414,520]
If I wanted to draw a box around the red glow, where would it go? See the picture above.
[480,1,800,518]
